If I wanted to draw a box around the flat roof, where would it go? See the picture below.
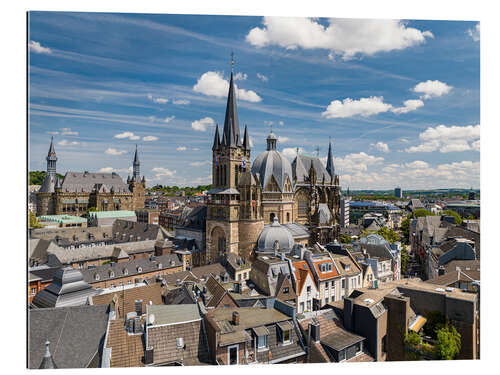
[147,304,201,326]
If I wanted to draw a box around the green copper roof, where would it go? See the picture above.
[88,210,136,219]
[38,215,88,224]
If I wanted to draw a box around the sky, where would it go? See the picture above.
[28,12,480,190]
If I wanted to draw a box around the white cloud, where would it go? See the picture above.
[114,131,140,140]
[47,131,59,135]
[405,160,429,169]
[105,148,126,155]
[264,120,274,126]
[164,115,175,123]
[412,80,452,99]
[60,127,79,136]
[173,99,190,105]
[193,147,200,151]
[191,117,215,132]
[147,94,168,104]
[57,139,80,146]
[192,175,212,184]
[322,96,392,118]
[152,167,176,179]
[249,137,255,148]
[282,147,304,159]
[406,124,480,153]
[278,136,290,143]
[257,73,269,82]
[335,152,384,173]
[143,135,159,142]
[246,17,433,60]
[278,121,284,126]
[29,40,52,54]
[98,166,132,174]
[234,72,247,80]
[190,161,210,167]
[371,141,390,153]
[193,71,262,102]
[391,99,424,114]
[176,146,187,151]
[467,23,480,42]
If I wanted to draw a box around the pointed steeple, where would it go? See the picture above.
[326,137,335,178]
[243,124,250,149]
[222,55,241,148]
[212,123,221,151]
[48,136,56,156]
[39,340,57,369]
[133,144,140,181]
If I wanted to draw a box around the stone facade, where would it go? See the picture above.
[36,141,146,217]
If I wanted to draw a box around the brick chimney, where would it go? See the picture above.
[232,311,240,326]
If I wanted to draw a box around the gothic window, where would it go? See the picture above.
[235,165,239,186]
[286,212,290,223]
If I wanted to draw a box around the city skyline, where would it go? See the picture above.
[28,13,480,190]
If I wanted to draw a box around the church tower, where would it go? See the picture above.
[128,145,146,210]
[206,55,250,263]
[36,137,59,215]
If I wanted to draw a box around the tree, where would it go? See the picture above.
[28,211,43,228]
[401,215,411,244]
[434,323,461,360]
[375,227,400,243]
[340,234,352,244]
[413,208,435,218]
[401,244,408,275]
[442,209,463,225]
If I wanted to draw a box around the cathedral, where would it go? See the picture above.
[205,61,341,262]
[35,140,146,216]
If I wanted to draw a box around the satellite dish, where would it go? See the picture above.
[149,314,155,325]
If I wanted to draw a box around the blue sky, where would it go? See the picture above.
[28,12,480,190]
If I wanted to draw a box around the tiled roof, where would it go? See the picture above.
[147,319,210,365]
[191,263,228,280]
[61,171,130,193]
[106,320,145,367]
[205,275,235,308]
[312,259,339,281]
[92,283,163,319]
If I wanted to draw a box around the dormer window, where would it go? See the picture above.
[277,321,293,345]
[123,268,128,275]
[137,266,143,273]
[109,271,115,278]
[253,326,269,351]
[283,287,289,294]
[94,274,100,281]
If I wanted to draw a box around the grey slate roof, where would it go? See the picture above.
[81,253,182,284]
[147,304,201,326]
[32,267,97,308]
[292,154,331,183]
[60,171,130,193]
[28,304,109,369]
[39,174,58,193]
[251,148,294,192]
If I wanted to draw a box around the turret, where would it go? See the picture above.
[39,340,57,369]
[212,123,221,151]
[46,136,57,178]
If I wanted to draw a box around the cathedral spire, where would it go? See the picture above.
[212,123,221,150]
[326,137,335,178]
[222,54,241,148]
[133,144,140,180]
[243,124,250,149]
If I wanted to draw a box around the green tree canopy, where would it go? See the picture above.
[442,209,463,225]
[339,234,352,244]
[413,208,435,218]
[434,323,461,360]
[28,211,43,228]
[375,227,400,243]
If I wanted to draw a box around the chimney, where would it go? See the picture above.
[309,321,320,343]
[232,311,240,326]
[344,298,354,331]
[438,266,445,276]
[145,346,154,365]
